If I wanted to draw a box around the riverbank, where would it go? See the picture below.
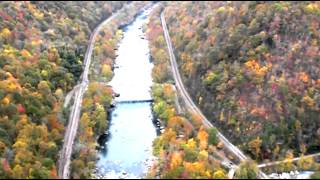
[93,4,159,178]
[68,2,151,178]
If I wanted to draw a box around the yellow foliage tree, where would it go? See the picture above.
[186,138,196,150]
[280,151,294,171]
[54,88,64,101]
[101,64,112,79]
[1,96,10,106]
[16,115,29,130]
[184,161,206,177]
[213,169,228,179]
[197,126,208,150]
[170,152,182,169]
[198,150,208,161]
[163,128,177,144]
[0,28,12,41]
[248,137,262,159]
[302,95,315,108]
[12,165,25,179]
[297,155,315,170]
[245,60,271,81]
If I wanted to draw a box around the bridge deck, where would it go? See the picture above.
[116,99,154,104]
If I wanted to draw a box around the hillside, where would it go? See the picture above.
[147,6,229,178]
[0,1,127,178]
[1,1,320,179]
[163,1,320,162]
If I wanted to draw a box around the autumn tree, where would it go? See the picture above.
[297,155,315,171]
[248,137,262,159]
[92,103,107,135]
[235,160,258,179]
[197,126,208,150]
[213,169,228,179]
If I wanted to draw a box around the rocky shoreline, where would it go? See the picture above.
[92,152,158,179]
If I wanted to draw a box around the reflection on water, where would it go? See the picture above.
[95,6,157,179]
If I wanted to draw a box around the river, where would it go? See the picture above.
[94,6,158,179]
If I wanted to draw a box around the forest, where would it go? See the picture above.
[148,5,237,179]
[163,1,320,162]
[0,1,320,179]
[146,1,320,178]
[0,1,128,178]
